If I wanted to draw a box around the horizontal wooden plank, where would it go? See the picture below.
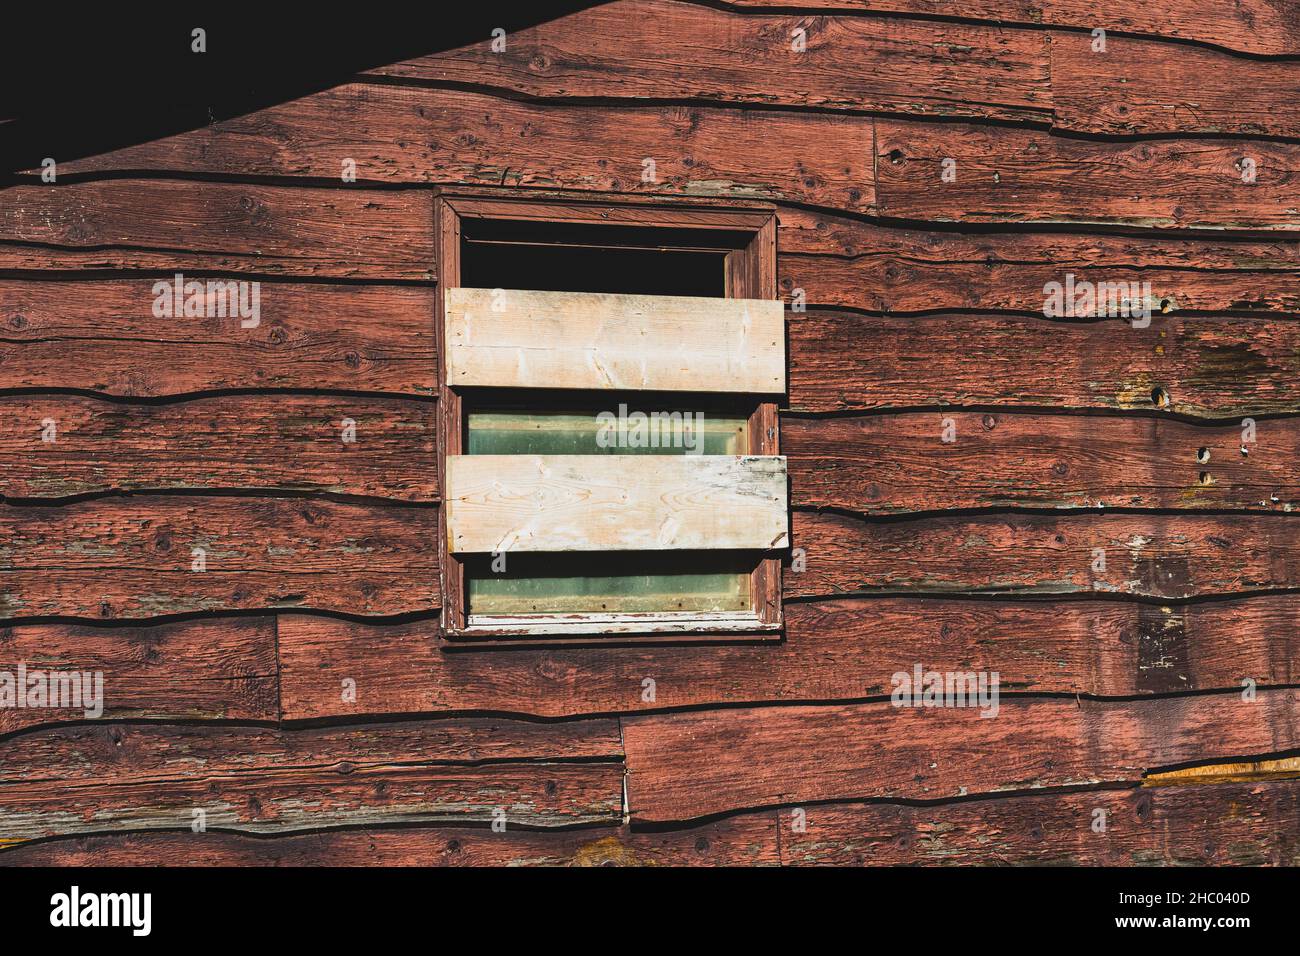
[1051,31,1300,138]
[0,719,623,842]
[8,489,1291,628]
[446,454,789,552]
[791,509,1300,600]
[278,594,1300,720]
[622,689,1300,821]
[782,779,1300,865]
[783,412,1300,513]
[0,180,434,279]
[0,280,435,396]
[445,287,785,393]
[0,394,435,501]
[0,618,277,735]
[789,310,1300,418]
[34,85,1297,229]
[1045,0,1300,56]
[725,0,1037,17]
[3,718,620,784]
[0,815,782,866]
[368,0,1053,124]
[725,0,1300,56]
[17,500,1281,624]
[776,206,1300,315]
[46,84,876,214]
[10,778,1299,865]
[875,120,1300,230]
[0,497,437,619]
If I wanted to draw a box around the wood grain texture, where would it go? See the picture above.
[7,779,1294,866]
[783,412,1300,514]
[788,310,1300,418]
[0,815,781,866]
[44,84,876,213]
[776,206,1300,315]
[0,719,623,842]
[0,280,436,396]
[0,180,434,279]
[0,394,435,501]
[368,0,1053,123]
[622,690,1300,821]
[1044,0,1300,56]
[279,594,1300,720]
[25,85,1298,229]
[446,454,788,552]
[875,120,1300,230]
[16,285,1300,415]
[0,618,277,735]
[781,779,1300,865]
[790,509,1300,600]
[724,0,1039,19]
[0,497,438,619]
[1051,31,1300,138]
[446,287,785,393]
[15,499,1282,622]
[725,0,1300,56]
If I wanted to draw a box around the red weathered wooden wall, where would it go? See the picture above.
[2,0,1300,865]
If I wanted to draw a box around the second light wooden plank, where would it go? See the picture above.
[446,454,789,552]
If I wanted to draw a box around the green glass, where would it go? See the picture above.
[466,552,752,616]
[464,407,752,619]
[466,407,747,456]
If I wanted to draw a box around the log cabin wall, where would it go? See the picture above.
[3,0,1300,865]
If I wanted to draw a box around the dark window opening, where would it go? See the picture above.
[460,219,735,297]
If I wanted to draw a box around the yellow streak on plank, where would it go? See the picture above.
[1144,756,1300,787]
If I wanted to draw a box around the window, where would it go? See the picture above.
[435,190,786,641]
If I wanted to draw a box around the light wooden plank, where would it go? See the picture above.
[444,288,785,394]
[446,454,788,553]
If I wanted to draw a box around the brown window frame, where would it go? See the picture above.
[434,187,782,645]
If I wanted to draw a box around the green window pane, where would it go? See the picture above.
[463,405,756,622]
[466,552,753,616]
[467,407,747,456]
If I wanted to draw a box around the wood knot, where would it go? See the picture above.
[1134,792,1153,822]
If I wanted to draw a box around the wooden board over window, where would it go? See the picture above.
[444,288,786,394]
[446,454,789,553]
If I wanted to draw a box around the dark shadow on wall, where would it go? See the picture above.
[0,4,599,179]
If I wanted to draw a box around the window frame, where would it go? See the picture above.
[434,188,782,644]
